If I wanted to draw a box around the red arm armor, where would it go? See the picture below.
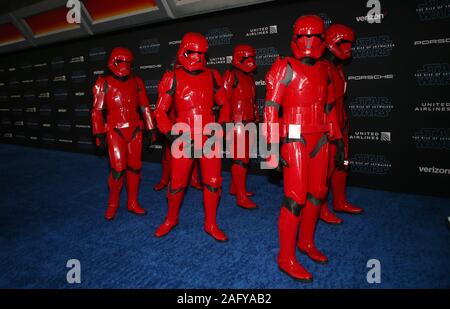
[154,70,175,135]
[263,57,289,144]
[135,76,155,131]
[218,69,234,124]
[91,76,107,135]
[324,64,343,140]
[212,69,230,124]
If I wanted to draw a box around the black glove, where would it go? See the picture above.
[165,132,183,144]
[144,129,157,152]
[334,139,345,170]
[95,133,107,149]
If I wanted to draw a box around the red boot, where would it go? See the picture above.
[319,201,343,224]
[126,169,147,215]
[190,162,203,190]
[153,148,171,191]
[278,207,313,282]
[229,181,253,197]
[155,188,184,237]
[203,184,228,242]
[332,169,363,214]
[105,171,124,220]
[298,198,328,264]
[231,163,257,209]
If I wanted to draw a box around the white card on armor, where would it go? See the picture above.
[289,124,301,139]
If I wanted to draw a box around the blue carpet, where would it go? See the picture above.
[0,144,449,289]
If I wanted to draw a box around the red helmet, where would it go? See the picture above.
[108,47,133,77]
[232,44,256,73]
[177,32,208,72]
[325,24,355,60]
[291,15,326,60]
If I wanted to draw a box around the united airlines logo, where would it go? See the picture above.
[415,63,450,86]
[245,25,278,37]
[348,97,394,117]
[70,56,84,63]
[207,57,228,65]
[89,47,106,62]
[350,131,391,142]
[353,35,394,58]
[139,38,161,55]
[416,0,450,21]
[412,128,450,150]
[255,47,279,66]
[206,28,233,46]
[414,102,450,112]
[349,154,391,175]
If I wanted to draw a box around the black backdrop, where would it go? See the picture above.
[1,0,449,196]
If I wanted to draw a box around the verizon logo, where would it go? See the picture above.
[419,166,450,175]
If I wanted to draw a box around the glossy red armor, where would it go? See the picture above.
[153,104,202,192]
[232,44,257,73]
[153,32,229,242]
[263,15,341,282]
[91,48,155,220]
[177,32,208,72]
[221,45,258,209]
[320,24,363,218]
[291,15,326,60]
[325,24,355,61]
[108,47,133,77]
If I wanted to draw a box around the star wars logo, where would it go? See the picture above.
[416,0,450,21]
[349,154,391,175]
[71,70,87,83]
[255,47,279,66]
[139,38,161,55]
[415,63,450,86]
[245,25,278,37]
[51,57,65,70]
[89,47,106,62]
[205,27,233,46]
[318,13,333,27]
[414,102,450,112]
[353,35,395,58]
[350,131,391,142]
[145,80,159,95]
[349,97,394,117]
[412,128,450,150]
[54,89,68,101]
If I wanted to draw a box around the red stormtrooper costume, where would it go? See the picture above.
[153,104,202,192]
[320,24,363,221]
[264,15,344,281]
[91,47,155,220]
[222,45,259,209]
[153,32,229,242]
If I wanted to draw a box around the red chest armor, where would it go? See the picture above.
[103,76,142,130]
[282,57,330,132]
[173,68,216,126]
[228,70,256,122]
